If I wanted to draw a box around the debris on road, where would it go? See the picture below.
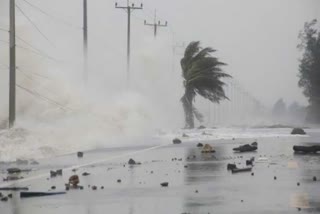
[173,138,182,144]
[233,143,257,152]
[160,182,169,187]
[68,175,80,187]
[291,128,306,135]
[201,144,215,153]
[231,167,252,173]
[197,143,204,147]
[20,191,66,198]
[293,145,320,153]
[77,152,84,158]
[227,163,237,170]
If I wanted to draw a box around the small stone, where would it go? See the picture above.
[195,190,198,193]
[150,171,153,174]
[117,179,121,183]
[241,200,243,203]
[92,186,97,190]
[197,143,204,147]
[79,186,84,190]
[51,186,56,190]
[65,186,70,191]
[7,194,12,198]
[251,172,254,176]
[313,176,317,181]
[160,182,169,187]
[77,152,84,158]
[274,176,277,180]
[184,165,188,168]
[82,172,90,176]
[128,159,136,165]
[101,186,104,189]
[297,182,300,186]
[298,207,301,211]
[172,138,182,144]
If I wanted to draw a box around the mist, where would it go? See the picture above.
[0,0,319,160]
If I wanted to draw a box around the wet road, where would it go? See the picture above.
[0,128,320,214]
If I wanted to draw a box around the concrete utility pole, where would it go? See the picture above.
[83,0,88,84]
[144,10,167,38]
[9,0,16,128]
[115,1,143,86]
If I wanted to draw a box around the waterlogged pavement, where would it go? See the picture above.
[0,129,320,214]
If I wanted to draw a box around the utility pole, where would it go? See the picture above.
[144,10,167,38]
[9,0,16,128]
[83,0,88,84]
[115,1,143,86]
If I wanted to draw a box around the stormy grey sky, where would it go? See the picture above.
[1,0,320,108]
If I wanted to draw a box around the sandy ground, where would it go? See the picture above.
[0,129,320,214]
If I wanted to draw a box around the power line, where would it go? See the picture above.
[16,83,71,111]
[15,4,54,46]
[144,10,168,38]
[20,0,82,30]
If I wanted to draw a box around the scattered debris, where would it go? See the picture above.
[69,175,80,187]
[231,167,252,173]
[101,186,104,189]
[91,186,97,190]
[227,163,237,170]
[7,194,12,198]
[201,144,215,153]
[274,176,277,180]
[20,191,66,198]
[195,190,199,193]
[1,197,8,202]
[0,187,29,191]
[246,157,255,166]
[50,169,63,178]
[251,172,254,176]
[293,145,320,154]
[51,186,56,190]
[128,158,136,165]
[173,138,182,144]
[160,182,169,187]
[82,172,90,176]
[77,152,84,158]
[197,143,204,147]
[233,143,257,152]
[117,179,121,183]
[291,128,306,135]
[297,182,300,186]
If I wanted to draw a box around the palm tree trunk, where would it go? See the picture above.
[181,92,194,129]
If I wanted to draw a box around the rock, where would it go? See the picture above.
[201,144,215,153]
[173,138,182,144]
[198,125,206,129]
[7,194,12,198]
[251,172,254,176]
[246,159,254,166]
[291,128,306,135]
[197,143,204,147]
[82,172,90,176]
[274,176,277,180]
[79,186,84,190]
[101,186,104,189]
[117,179,121,183]
[50,169,62,178]
[160,182,169,187]
[297,182,300,186]
[65,186,70,191]
[91,186,97,190]
[195,190,199,193]
[227,164,237,170]
[128,158,136,165]
[69,175,80,187]
[77,152,84,158]
[51,186,56,190]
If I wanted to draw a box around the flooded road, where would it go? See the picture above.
[0,128,320,214]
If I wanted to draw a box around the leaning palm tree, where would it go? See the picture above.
[181,41,231,129]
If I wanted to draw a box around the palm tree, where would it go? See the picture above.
[180,41,231,129]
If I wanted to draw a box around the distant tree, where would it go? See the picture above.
[272,98,286,117]
[180,41,231,128]
[298,19,320,123]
